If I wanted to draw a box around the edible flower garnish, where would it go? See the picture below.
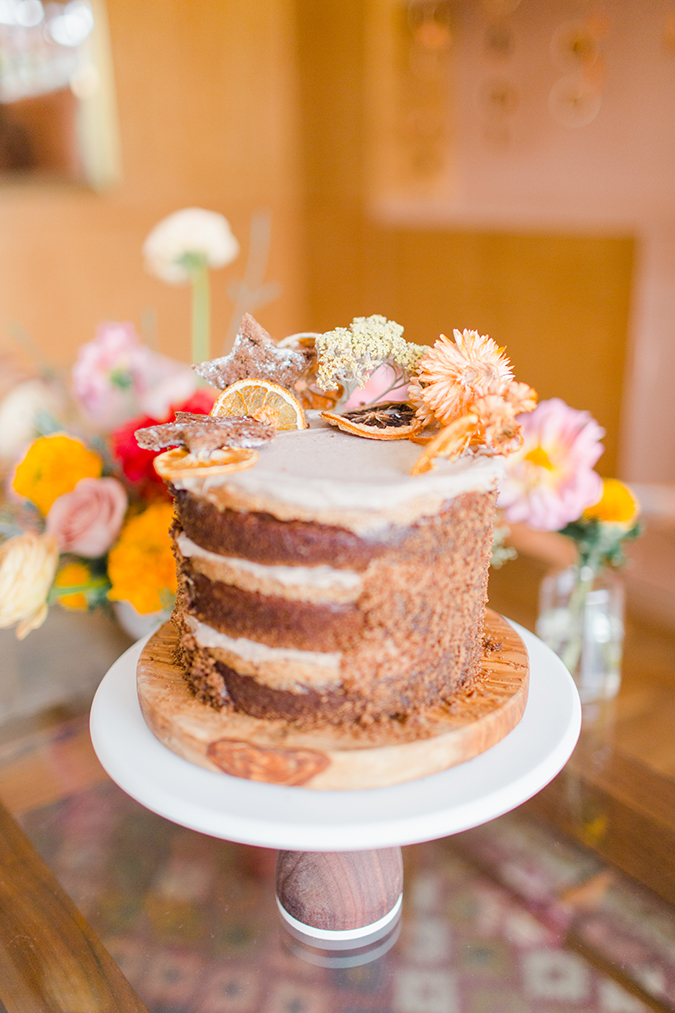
[315,315,425,409]
[409,330,537,473]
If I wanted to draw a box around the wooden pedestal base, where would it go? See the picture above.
[136,611,529,790]
[276,848,404,962]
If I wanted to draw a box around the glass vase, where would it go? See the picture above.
[536,564,625,704]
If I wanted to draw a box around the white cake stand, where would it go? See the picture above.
[90,620,580,963]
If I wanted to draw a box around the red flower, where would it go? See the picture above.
[111,388,218,490]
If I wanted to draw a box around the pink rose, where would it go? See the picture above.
[46,477,128,557]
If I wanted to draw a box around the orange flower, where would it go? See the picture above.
[13,434,102,515]
[583,478,639,526]
[107,502,177,614]
[54,561,91,611]
[410,330,514,427]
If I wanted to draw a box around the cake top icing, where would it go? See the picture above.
[168,413,505,532]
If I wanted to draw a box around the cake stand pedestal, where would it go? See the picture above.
[90,621,580,965]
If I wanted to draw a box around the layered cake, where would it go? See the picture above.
[137,314,536,741]
[169,421,503,726]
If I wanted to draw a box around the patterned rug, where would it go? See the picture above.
[19,772,674,1013]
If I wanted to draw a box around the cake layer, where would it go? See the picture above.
[185,616,342,692]
[176,532,363,604]
[174,488,497,725]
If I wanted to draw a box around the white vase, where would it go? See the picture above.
[113,601,168,642]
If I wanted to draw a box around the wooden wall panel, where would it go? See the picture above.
[0,0,306,372]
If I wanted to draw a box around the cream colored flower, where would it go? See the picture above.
[0,533,59,639]
[143,208,240,284]
[410,329,513,427]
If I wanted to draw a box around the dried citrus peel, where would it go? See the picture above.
[410,414,478,475]
[322,401,424,441]
[154,447,258,481]
[211,378,308,431]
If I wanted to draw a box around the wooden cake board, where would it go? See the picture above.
[136,610,529,792]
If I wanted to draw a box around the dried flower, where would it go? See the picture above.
[498,398,604,531]
[13,434,103,516]
[315,315,425,406]
[143,208,240,285]
[409,329,513,427]
[46,477,128,557]
[107,502,177,614]
[0,532,59,638]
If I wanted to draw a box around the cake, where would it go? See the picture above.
[137,314,536,737]
[168,421,503,727]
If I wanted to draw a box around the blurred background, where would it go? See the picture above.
[0,0,674,485]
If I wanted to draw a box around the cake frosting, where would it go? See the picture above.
[169,414,502,727]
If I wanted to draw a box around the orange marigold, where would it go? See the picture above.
[13,434,102,515]
[54,561,91,611]
[583,478,639,526]
[107,502,176,614]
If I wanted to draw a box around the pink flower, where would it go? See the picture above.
[72,322,196,430]
[341,363,409,410]
[498,398,604,531]
[46,477,128,557]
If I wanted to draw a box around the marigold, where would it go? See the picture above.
[13,434,102,516]
[54,561,91,611]
[107,502,177,614]
[583,478,639,526]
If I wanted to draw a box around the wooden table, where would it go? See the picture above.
[0,529,673,1012]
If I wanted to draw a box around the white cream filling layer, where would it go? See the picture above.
[177,532,363,591]
[187,615,342,671]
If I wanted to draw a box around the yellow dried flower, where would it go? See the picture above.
[13,434,102,516]
[315,315,425,394]
[0,532,59,639]
[107,502,177,614]
[583,478,639,526]
[54,561,91,611]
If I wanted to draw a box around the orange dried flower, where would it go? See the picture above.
[409,329,513,427]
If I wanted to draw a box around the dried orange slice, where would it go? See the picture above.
[321,401,424,441]
[210,378,308,430]
[154,447,258,481]
[410,414,478,475]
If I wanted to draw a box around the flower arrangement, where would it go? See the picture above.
[0,323,214,639]
[0,205,283,640]
[497,397,641,687]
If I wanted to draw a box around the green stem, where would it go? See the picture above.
[559,552,602,674]
[191,264,210,364]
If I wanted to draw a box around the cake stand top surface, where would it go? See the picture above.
[90,621,581,851]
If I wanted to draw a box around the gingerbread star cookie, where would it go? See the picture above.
[193,313,312,391]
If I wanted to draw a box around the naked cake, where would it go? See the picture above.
[136,314,536,742]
